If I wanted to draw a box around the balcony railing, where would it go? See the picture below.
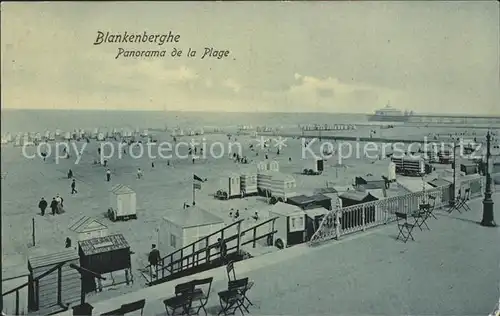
[309,184,458,245]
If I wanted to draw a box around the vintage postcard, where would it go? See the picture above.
[1,2,499,316]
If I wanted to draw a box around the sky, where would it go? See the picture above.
[1,1,499,114]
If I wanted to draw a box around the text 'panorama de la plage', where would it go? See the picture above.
[93,31,233,60]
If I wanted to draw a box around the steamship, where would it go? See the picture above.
[367,104,413,122]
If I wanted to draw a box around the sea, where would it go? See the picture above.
[0,109,368,134]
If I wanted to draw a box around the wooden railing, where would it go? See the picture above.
[309,184,454,245]
[2,262,66,315]
[145,217,278,285]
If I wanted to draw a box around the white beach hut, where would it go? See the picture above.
[64,132,71,141]
[388,161,397,182]
[97,132,105,141]
[216,172,242,199]
[44,131,50,140]
[55,129,61,137]
[108,184,137,221]
[267,160,280,172]
[267,202,306,249]
[256,161,268,172]
[68,215,109,241]
[159,206,224,270]
[48,132,55,141]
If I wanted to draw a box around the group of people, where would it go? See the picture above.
[38,194,64,216]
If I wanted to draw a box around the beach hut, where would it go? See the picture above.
[239,166,258,197]
[338,191,378,229]
[257,171,297,202]
[267,202,307,249]
[108,184,137,221]
[427,178,452,189]
[388,161,397,182]
[44,131,50,140]
[27,249,81,314]
[267,160,279,172]
[64,132,71,141]
[78,234,132,292]
[5,132,12,142]
[286,194,332,211]
[460,161,478,175]
[256,161,268,172]
[355,175,387,190]
[55,129,61,137]
[2,255,30,315]
[48,132,55,141]
[339,190,378,207]
[159,206,224,271]
[215,172,241,200]
[97,132,105,141]
[68,216,109,241]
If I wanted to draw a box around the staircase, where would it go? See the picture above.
[142,217,278,286]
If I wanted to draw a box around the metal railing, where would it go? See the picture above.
[145,217,278,286]
[309,184,454,245]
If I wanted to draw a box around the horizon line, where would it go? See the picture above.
[1,108,499,117]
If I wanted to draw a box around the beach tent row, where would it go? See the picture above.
[301,124,357,131]
[171,127,205,137]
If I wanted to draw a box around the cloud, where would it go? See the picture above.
[285,74,398,112]
[1,2,498,114]
[222,78,241,93]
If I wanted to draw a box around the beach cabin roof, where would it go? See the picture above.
[78,234,129,256]
[28,249,79,270]
[461,161,477,167]
[286,194,331,210]
[339,190,378,203]
[110,184,135,195]
[270,172,295,182]
[314,187,338,194]
[269,202,304,217]
[397,178,433,193]
[68,216,107,233]
[164,206,224,229]
[355,175,386,189]
[2,255,29,280]
[427,178,452,188]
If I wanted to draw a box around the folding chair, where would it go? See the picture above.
[426,196,438,220]
[413,206,430,231]
[189,277,213,315]
[164,281,196,316]
[218,279,250,315]
[459,188,471,212]
[120,299,146,316]
[226,261,254,308]
[448,189,463,214]
[395,212,416,243]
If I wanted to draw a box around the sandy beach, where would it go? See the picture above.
[1,123,496,304]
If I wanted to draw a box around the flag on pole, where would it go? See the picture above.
[193,174,205,190]
[193,174,205,182]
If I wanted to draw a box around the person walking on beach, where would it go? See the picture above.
[38,197,47,216]
[137,168,143,179]
[50,197,58,215]
[71,179,77,194]
[148,244,161,277]
[217,238,227,263]
[67,169,73,179]
[106,169,111,182]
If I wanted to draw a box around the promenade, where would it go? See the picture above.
[57,194,500,316]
